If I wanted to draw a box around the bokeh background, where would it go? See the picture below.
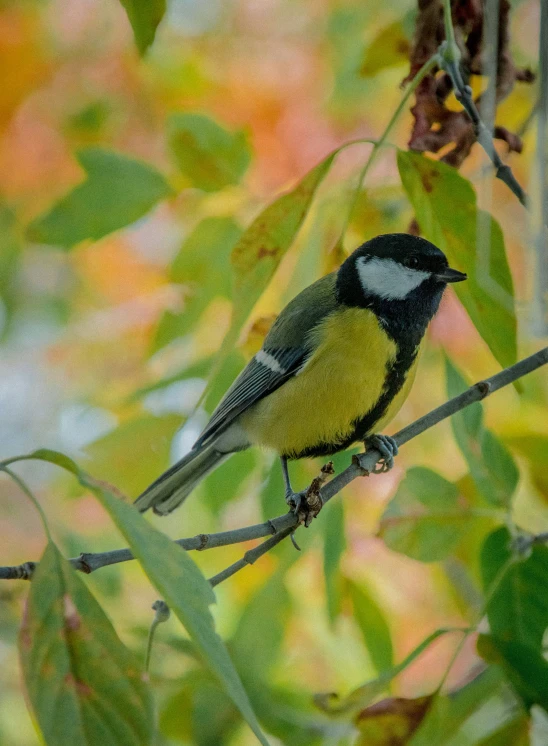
[0,0,546,744]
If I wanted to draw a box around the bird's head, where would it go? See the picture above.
[337,233,466,311]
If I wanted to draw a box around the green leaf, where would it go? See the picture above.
[348,580,393,675]
[168,113,251,192]
[250,686,330,746]
[85,414,182,498]
[84,477,270,745]
[14,449,270,745]
[203,150,337,412]
[445,357,519,506]
[68,101,111,135]
[28,148,173,249]
[481,430,520,502]
[323,500,346,624]
[532,706,548,746]
[478,634,548,712]
[408,667,507,746]
[315,628,456,715]
[397,150,516,369]
[153,217,242,353]
[445,357,483,438]
[506,434,548,497]
[474,717,529,746]
[19,542,153,746]
[481,527,548,651]
[160,670,241,746]
[20,448,81,476]
[203,449,257,515]
[232,568,291,680]
[230,153,335,315]
[118,0,166,55]
[360,21,410,77]
[171,217,241,286]
[379,466,468,562]
[327,5,382,108]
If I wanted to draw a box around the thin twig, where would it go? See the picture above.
[2,346,547,585]
[208,526,295,587]
[438,0,528,206]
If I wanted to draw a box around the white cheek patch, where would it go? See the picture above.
[357,256,430,300]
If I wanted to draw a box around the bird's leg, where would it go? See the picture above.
[364,434,399,473]
[281,457,334,527]
[280,456,307,514]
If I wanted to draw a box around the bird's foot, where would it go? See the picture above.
[285,488,308,517]
[364,434,399,473]
[285,461,334,527]
[285,488,322,528]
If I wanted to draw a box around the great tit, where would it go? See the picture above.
[135,233,466,516]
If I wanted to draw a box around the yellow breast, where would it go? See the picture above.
[240,307,402,457]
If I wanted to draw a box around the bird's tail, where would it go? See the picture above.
[134,443,228,516]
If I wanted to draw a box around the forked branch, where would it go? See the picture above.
[1,346,547,584]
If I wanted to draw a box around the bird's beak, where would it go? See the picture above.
[435,267,467,283]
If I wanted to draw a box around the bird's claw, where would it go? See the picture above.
[364,434,399,473]
[284,462,334,527]
[285,488,307,513]
[285,489,317,527]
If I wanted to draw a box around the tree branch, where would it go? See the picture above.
[1,346,547,584]
[407,0,532,205]
[438,0,528,206]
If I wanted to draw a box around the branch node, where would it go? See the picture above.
[77,553,92,574]
[196,534,209,551]
[352,453,370,476]
[267,519,277,535]
[476,381,492,398]
[511,533,534,559]
[20,562,36,580]
[512,531,548,558]
[151,599,171,623]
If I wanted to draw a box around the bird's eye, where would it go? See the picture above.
[408,256,419,269]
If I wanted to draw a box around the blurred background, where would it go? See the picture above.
[0,0,545,744]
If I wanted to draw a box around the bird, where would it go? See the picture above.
[135,233,466,517]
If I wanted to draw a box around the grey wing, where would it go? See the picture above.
[195,273,338,448]
[194,346,307,448]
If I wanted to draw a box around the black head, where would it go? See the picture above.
[336,233,466,342]
[337,233,466,304]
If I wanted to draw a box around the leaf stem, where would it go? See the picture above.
[428,553,519,704]
[145,600,171,673]
[341,53,439,241]
[441,0,458,59]
[315,626,469,714]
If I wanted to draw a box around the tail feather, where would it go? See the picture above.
[134,444,228,515]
